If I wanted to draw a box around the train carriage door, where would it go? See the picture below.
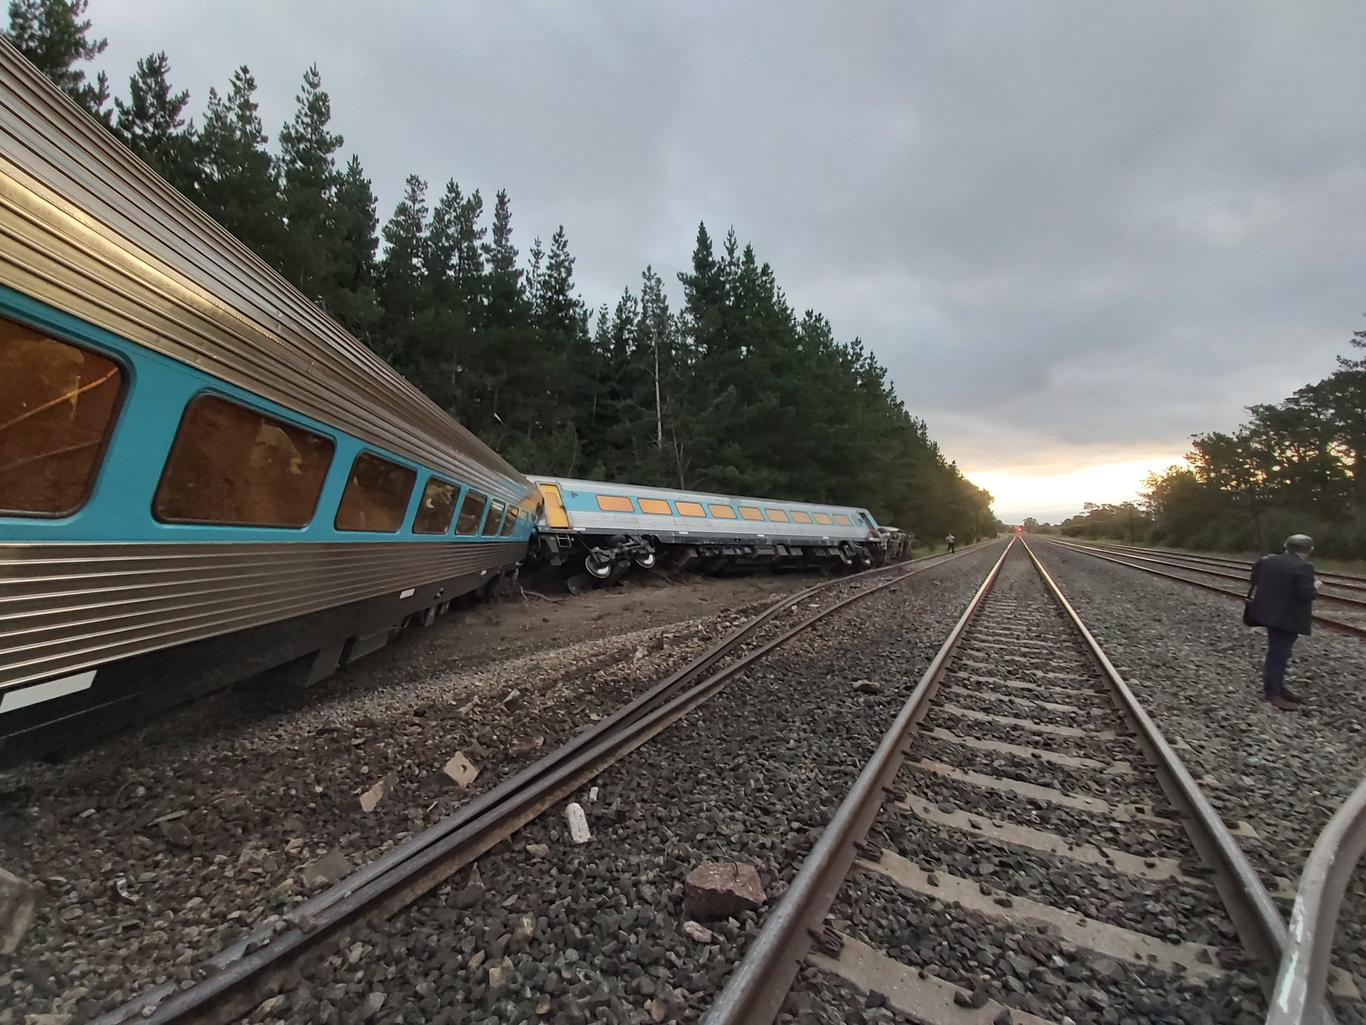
[537,482,571,529]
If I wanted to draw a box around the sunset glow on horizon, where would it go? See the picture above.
[965,454,1188,525]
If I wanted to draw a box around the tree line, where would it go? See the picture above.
[5,0,999,542]
[1140,333,1365,558]
[1045,332,1365,558]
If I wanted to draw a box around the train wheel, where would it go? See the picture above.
[567,573,595,596]
[633,550,657,569]
[585,551,615,579]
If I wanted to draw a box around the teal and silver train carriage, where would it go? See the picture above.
[0,40,539,765]
[530,475,896,585]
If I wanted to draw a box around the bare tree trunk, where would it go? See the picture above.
[653,340,663,449]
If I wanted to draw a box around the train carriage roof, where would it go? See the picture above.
[530,475,877,520]
[0,39,532,504]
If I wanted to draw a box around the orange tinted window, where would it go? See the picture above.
[336,452,415,532]
[834,513,852,525]
[596,494,634,512]
[676,501,706,517]
[156,394,333,526]
[639,498,672,514]
[739,506,763,521]
[1,320,124,515]
[413,478,458,534]
[791,511,812,524]
[765,508,790,522]
[813,512,834,525]
[455,490,487,534]
[708,504,737,518]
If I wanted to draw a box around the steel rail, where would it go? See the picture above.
[705,535,1297,1025]
[1019,537,1293,977]
[94,542,998,1025]
[1045,537,1366,640]
[1267,775,1366,1025]
[1068,540,1366,593]
[702,538,1016,1025]
[1053,541,1366,610]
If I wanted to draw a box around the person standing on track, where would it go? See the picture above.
[945,533,956,553]
[1245,533,1320,711]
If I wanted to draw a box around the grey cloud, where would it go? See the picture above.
[94,0,1366,507]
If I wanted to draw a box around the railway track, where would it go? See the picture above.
[1069,540,1366,597]
[88,544,991,1025]
[708,537,1362,1025]
[1043,537,1366,638]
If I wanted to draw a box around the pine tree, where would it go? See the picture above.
[326,155,383,342]
[377,174,433,380]
[277,64,344,299]
[113,51,197,197]
[198,66,284,267]
[5,0,109,120]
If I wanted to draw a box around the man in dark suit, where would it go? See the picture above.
[1246,534,1320,710]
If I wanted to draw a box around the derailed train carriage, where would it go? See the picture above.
[531,475,906,587]
[0,41,538,765]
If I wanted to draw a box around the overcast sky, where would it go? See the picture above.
[91,1,1366,522]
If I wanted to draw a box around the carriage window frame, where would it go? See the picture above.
[0,324,129,519]
[676,501,706,518]
[334,450,417,534]
[765,508,791,523]
[708,504,737,519]
[153,391,335,528]
[739,505,763,521]
[813,512,834,525]
[454,489,488,535]
[484,499,507,536]
[791,511,813,524]
[834,513,852,525]
[639,498,673,515]
[596,494,634,513]
[412,476,459,535]
[499,506,520,537]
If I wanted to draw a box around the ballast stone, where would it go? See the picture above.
[0,865,40,954]
[565,802,592,844]
[682,861,765,920]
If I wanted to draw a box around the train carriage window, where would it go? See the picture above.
[455,490,487,534]
[765,508,790,523]
[335,451,415,532]
[676,501,706,518]
[791,511,813,524]
[499,506,519,536]
[813,512,834,525]
[155,394,333,526]
[413,477,458,534]
[596,494,634,513]
[834,513,852,525]
[1,319,125,516]
[484,499,507,535]
[739,505,763,521]
[639,498,672,515]
[708,504,737,519]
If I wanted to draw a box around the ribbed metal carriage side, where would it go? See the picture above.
[0,38,532,507]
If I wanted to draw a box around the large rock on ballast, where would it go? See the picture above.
[682,861,765,920]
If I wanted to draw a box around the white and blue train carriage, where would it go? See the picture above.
[530,475,893,584]
[0,40,539,765]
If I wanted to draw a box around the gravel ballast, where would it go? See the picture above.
[238,543,1008,1025]
[788,545,1272,1025]
[1034,539,1366,1022]
[0,571,832,1023]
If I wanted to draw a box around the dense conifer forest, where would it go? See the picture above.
[5,0,999,541]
